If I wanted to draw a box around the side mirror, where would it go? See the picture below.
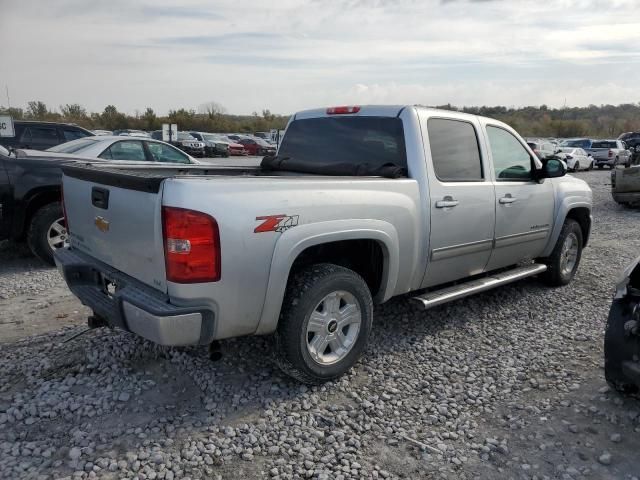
[541,158,567,179]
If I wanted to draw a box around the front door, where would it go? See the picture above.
[421,116,496,288]
[483,124,555,270]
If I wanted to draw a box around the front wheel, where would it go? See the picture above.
[27,202,67,265]
[539,219,583,287]
[574,161,580,171]
[275,264,373,384]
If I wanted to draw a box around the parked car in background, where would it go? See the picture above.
[611,165,640,208]
[188,131,229,157]
[618,132,640,164]
[237,137,277,156]
[210,134,247,156]
[46,136,198,164]
[0,121,93,151]
[0,137,198,264]
[526,139,558,159]
[561,138,631,169]
[559,147,594,171]
[605,254,640,394]
[150,131,206,157]
[590,140,631,169]
[113,129,150,138]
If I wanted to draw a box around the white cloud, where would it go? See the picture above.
[0,0,638,115]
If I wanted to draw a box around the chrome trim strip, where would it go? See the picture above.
[494,228,549,248]
[431,238,494,261]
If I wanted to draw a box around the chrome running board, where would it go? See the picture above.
[411,264,548,310]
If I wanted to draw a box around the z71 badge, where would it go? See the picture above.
[254,214,299,233]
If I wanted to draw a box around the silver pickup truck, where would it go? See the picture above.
[55,105,592,383]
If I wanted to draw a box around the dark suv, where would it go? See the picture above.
[0,121,94,151]
[618,132,640,165]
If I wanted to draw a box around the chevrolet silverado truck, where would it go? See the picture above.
[55,105,593,383]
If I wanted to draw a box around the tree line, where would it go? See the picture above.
[1,100,640,138]
[0,101,289,133]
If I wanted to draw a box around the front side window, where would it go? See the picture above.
[427,118,483,182]
[487,126,532,181]
[99,141,146,161]
[146,142,190,163]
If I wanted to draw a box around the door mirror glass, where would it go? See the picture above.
[543,158,567,178]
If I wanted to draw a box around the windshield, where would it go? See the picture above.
[278,117,407,169]
[560,139,591,148]
[47,138,98,153]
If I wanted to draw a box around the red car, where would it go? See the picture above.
[237,137,277,156]
[227,141,247,156]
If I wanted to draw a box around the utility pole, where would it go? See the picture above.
[5,85,10,109]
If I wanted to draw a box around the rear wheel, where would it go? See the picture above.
[540,219,583,287]
[27,202,67,265]
[275,264,373,384]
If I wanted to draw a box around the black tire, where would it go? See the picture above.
[598,165,604,169]
[539,218,583,287]
[275,263,373,384]
[604,299,639,394]
[27,202,65,265]
[574,161,580,171]
[588,161,594,171]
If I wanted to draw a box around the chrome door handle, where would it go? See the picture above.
[499,195,517,204]
[435,196,459,208]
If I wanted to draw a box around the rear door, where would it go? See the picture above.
[420,115,496,287]
[483,123,554,270]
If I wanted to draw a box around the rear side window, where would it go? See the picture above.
[99,141,146,161]
[278,117,407,170]
[21,126,58,144]
[427,118,483,181]
[63,128,90,141]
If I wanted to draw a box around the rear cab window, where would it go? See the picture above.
[277,116,407,171]
[427,118,483,182]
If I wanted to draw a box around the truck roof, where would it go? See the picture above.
[292,104,504,124]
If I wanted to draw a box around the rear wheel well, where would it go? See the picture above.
[290,240,386,300]
[566,207,591,247]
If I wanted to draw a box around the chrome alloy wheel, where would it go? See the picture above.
[306,290,362,365]
[47,217,69,250]
[560,232,579,277]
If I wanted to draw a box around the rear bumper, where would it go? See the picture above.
[54,248,215,346]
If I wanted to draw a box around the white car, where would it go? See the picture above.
[44,136,199,164]
[560,147,594,171]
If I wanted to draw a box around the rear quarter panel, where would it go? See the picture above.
[162,176,422,339]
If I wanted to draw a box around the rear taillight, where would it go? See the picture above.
[327,106,361,115]
[608,149,613,158]
[162,206,220,283]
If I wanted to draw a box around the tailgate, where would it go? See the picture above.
[62,168,167,292]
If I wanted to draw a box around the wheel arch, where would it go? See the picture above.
[254,219,400,335]
[14,186,61,239]
[541,201,592,257]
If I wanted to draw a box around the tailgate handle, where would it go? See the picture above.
[91,187,110,209]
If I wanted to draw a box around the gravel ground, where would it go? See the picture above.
[0,170,639,480]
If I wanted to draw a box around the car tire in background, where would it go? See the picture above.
[27,202,67,265]
[275,263,373,384]
[604,298,640,394]
[574,161,580,172]
[539,218,583,287]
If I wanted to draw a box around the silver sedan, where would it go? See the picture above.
[45,135,199,164]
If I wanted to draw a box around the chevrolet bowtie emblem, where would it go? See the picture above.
[95,216,110,232]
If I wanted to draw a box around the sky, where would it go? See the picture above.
[1,0,639,116]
